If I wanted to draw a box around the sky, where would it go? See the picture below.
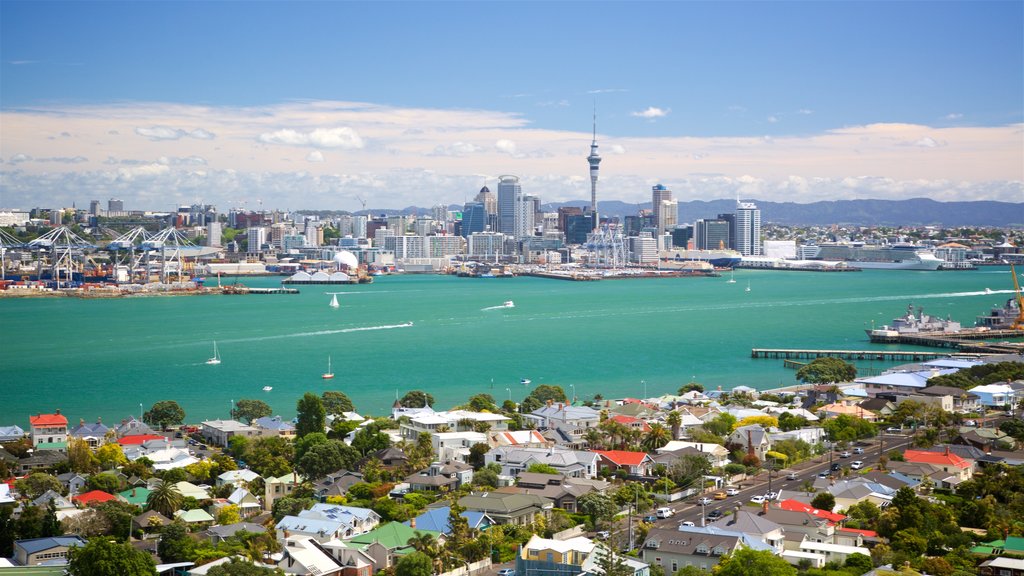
[1,1,1022,213]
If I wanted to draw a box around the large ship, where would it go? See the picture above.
[866,303,962,342]
[807,243,942,270]
[658,249,742,269]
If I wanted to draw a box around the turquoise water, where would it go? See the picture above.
[0,268,1018,425]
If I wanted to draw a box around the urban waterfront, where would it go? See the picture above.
[1,267,1019,424]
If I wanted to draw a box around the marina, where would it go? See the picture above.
[751,348,998,361]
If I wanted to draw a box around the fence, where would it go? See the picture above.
[438,559,492,576]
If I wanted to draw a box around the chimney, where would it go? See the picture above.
[546,399,553,407]
[558,403,564,411]
[131,489,136,497]
[762,500,769,515]
[945,445,950,457]
[80,418,85,426]
[96,416,102,423]
[55,409,61,415]
[410,517,416,529]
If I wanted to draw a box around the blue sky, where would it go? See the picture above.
[1,1,1022,211]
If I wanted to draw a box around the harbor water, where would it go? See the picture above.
[1,268,1019,424]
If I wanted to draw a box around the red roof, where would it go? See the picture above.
[595,450,651,466]
[118,434,167,446]
[903,449,970,469]
[73,490,116,505]
[778,499,846,523]
[609,415,652,432]
[838,527,879,538]
[29,413,67,427]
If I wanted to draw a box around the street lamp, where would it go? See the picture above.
[506,388,512,402]
[138,403,143,420]
[570,384,576,404]
[641,380,647,400]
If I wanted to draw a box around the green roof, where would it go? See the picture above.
[175,509,215,523]
[117,487,151,506]
[33,442,67,450]
[1007,536,1024,552]
[349,522,440,550]
[0,566,69,575]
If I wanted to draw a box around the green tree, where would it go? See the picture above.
[15,473,63,499]
[777,412,809,432]
[844,553,873,575]
[143,400,185,430]
[295,392,326,438]
[96,443,129,469]
[642,423,672,451]
[399,390,435,408]
[595,545,632,576]
[703,413,737,437]
[294,432,330,463]
[0,507,14,558]
[41,499,61,537]
[321,391,355,415]
[87,472,126,494]
[711,548,797,576]
[795,357,857,384]
[68,537,157,576]
[678,382,705,394]
[351,424,392,456]
[464,393,499,412]
[67,438,98,473]
[823,414,878,443]
[394,550,433,576]
[146,481,183,517]
[527,384,568,404]
[527,463,559,475]
[271,497,315,522]
[296,440,360,480]
[216,504,241,525]
[231,399,272,424]
[578,492,618,529]
[810,492,836,512]
[206,559,286,576]
[157,520,195,563]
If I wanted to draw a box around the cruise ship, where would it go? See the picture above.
[806,243,942,270]
[658,249,742,269]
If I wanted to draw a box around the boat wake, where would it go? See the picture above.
[218,322,415,344]
[481,301,515,311]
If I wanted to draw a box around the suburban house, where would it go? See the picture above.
[200,419,262,447]
[265,472,305,512]
[29,411,68,451]
[524,403,601,448]
[728,425,771,460]
[456,492,553,526]
[489,429,553,449]
[405,461,474,492]
[252,416,296,438]
[348,522,442,568]
[431,431,487,463]
[68,418,109,447]
[225,488,262,518]
[655,442,730,468]
[275,535,346,576]
[277,504,381,543]
[914,386,981,413]
[398,409,509,442]
[817,402,878,421]
[314,470,365,500]
[0,425,24,443]
[217,469,262,488]
[903,448,973,484]
[519,535,649,576]
[640,527,762,575]
[968,383,1019,408]
[501,472,609,513]
[13,536,87,566]
[594,450,655,477]
[403,506,493,535]
[485,446,600,479]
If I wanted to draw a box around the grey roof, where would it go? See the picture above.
[253,416,295,431]
[721,509,783,536]
[924,443,987,461]
[69,421,109,438]
[918,386,979,398]
[458,492,552,514]
[530,404,600,421]
[15,536,88,555]
[0,425,25,441]
[641,527,742,556]
[207,522,266,538]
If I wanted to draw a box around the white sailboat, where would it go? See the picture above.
[727,270,736,284]
[329,293,340,309]
[205,341,221,365]
[322,356,335,380]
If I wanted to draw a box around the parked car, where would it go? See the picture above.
[713,491,727,500]
[497,569,516,576]
[725,487,740,496]
[750,494,766,504]
[764,491,779,500]
[697,497,712,505]
[786,472,798,481]
[885,427,901,433]
[706,510,723,520]
[839,451,852,458]
[681,521,695,527]
[817,472,829,478]
[831,463,841,472]
[853,447,864,455]
[850,461,864,470]
[963,420,977,427]
[595,531,610,540]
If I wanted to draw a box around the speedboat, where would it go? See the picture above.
[521,378,532,385]
[984,288,993,294]
[503,300,515,308]
[262,386,273,392]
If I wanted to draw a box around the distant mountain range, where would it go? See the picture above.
[303,198,1023,227]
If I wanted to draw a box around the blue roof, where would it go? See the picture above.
[254,416,295,431]
[677,525,773,552]
[16,536,87,555]
[275,515,345,537]
[922,359,982,369]
[403,507,491,534]
[308,503,376,522]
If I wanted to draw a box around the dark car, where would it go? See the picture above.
[643,515,657,523]
[706,509,723,520]
[830,463,841,472]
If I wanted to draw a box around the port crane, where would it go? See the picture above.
[26,226,95,288]
[1011,264,1024,330]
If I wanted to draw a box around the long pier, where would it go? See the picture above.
[752,348,999,361]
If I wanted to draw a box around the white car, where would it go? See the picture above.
[681,521,695,527]
[697,497,712,505]
[853,447,864,455]
[750,494,766,504]
[725,487,740,496]
[764,491,779,500]
[850,461,864,470]
[786,472,798,480]
[839,451,852,458]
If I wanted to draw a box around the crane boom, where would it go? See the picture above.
[1011,264,1024,330]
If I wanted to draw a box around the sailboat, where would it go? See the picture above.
[329,293,339,309]
[322,356,335,380]
[727,270,736,284]
[745,281,751,293]
[205,342,221,365]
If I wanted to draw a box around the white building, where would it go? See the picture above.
[735,201,762,256]
[247,226,267,254]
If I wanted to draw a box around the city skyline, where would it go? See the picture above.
[1,1,1022,211]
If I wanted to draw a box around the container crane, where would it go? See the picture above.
[1011,264,1024,330]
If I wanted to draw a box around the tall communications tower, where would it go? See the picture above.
[587,109,602,232]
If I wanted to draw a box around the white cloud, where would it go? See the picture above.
[767,116,779,124]
[797,109,813,115]
[135,126,186,140]
[190,128,216,140]
[495,139,518,155]
[631,107,669,119]
[537,99,570,107]
[586,88,629,94]
[609,145,627,155]
[258,127,364,149]
[944,113,963,120]
[306,150,325,163]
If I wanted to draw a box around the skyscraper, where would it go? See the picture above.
[734,201,762,256]
[586,111,601,232]
[497,175,521,236]
[651,184,677,233]
[695,219,731,251]
[461,202,487,237]
[474,186,497,216]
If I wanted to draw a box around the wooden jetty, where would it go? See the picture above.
[752,348,999,361]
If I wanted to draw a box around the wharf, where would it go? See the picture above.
[244,287,299,295]
[751,348,999,361]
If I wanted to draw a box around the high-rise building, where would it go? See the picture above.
[651,184,678,233]
[695,219,731,251]
[89,200,101,216]
[735,201,762,256]
[586,112,602,232]
[497,175,521,236]
[108,198,124,212]
[717,213,736,249]
[515,195,536,239]
[207,222,222,247]
[247,226,267,254]
[461,202,487,237]
[474,186,497,215]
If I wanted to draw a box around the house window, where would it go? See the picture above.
[671,562,677,572]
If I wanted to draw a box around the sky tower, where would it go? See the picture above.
[587,109,602,231]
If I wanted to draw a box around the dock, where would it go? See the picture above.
[751,348,999,361]
[221,286,299,295]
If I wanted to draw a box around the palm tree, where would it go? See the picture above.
[407,532,442,573]
[642,423,671,452]
[666,411,682,441]
[584,429,604,450]
[146,481,183,517]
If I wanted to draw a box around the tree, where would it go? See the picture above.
[351,424,391,456]
[68,537,157,576]
[527,463,559,475]
[467,443,489,470]
[296,440,360,480]
[795,357,857,384]
[678,382,704,394]
[394,550,433,576]
[844,553,873,574]
[823,414,877,443]
[216,504,241,525]
[642,423,672,451]
[399,390,435,408]
[464,393,499,412]
[810,492,836,512]
[231,399,272,424]
[157,520,195,563]
[295,392,326,438]
[143,400,185,430]
[146,481,183,517]
[711,548,796,576]
[294,432,329,463]
[666,411,682,441]
[0,507,13,558]
[703,413,737,437]
[594,545,632,576]
[96,443,129,469]
[527,384,568,404]
[271,497,314,522]
[578,492,618,529]
[206,559,285,576]
[777,412,809,432]
[67,438,98,473]
[87,472,126,494]
[15,472,63,499]
[42,499,61,537]
[321,391,355,415]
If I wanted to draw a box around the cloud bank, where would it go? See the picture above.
[1,100,1021,211]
